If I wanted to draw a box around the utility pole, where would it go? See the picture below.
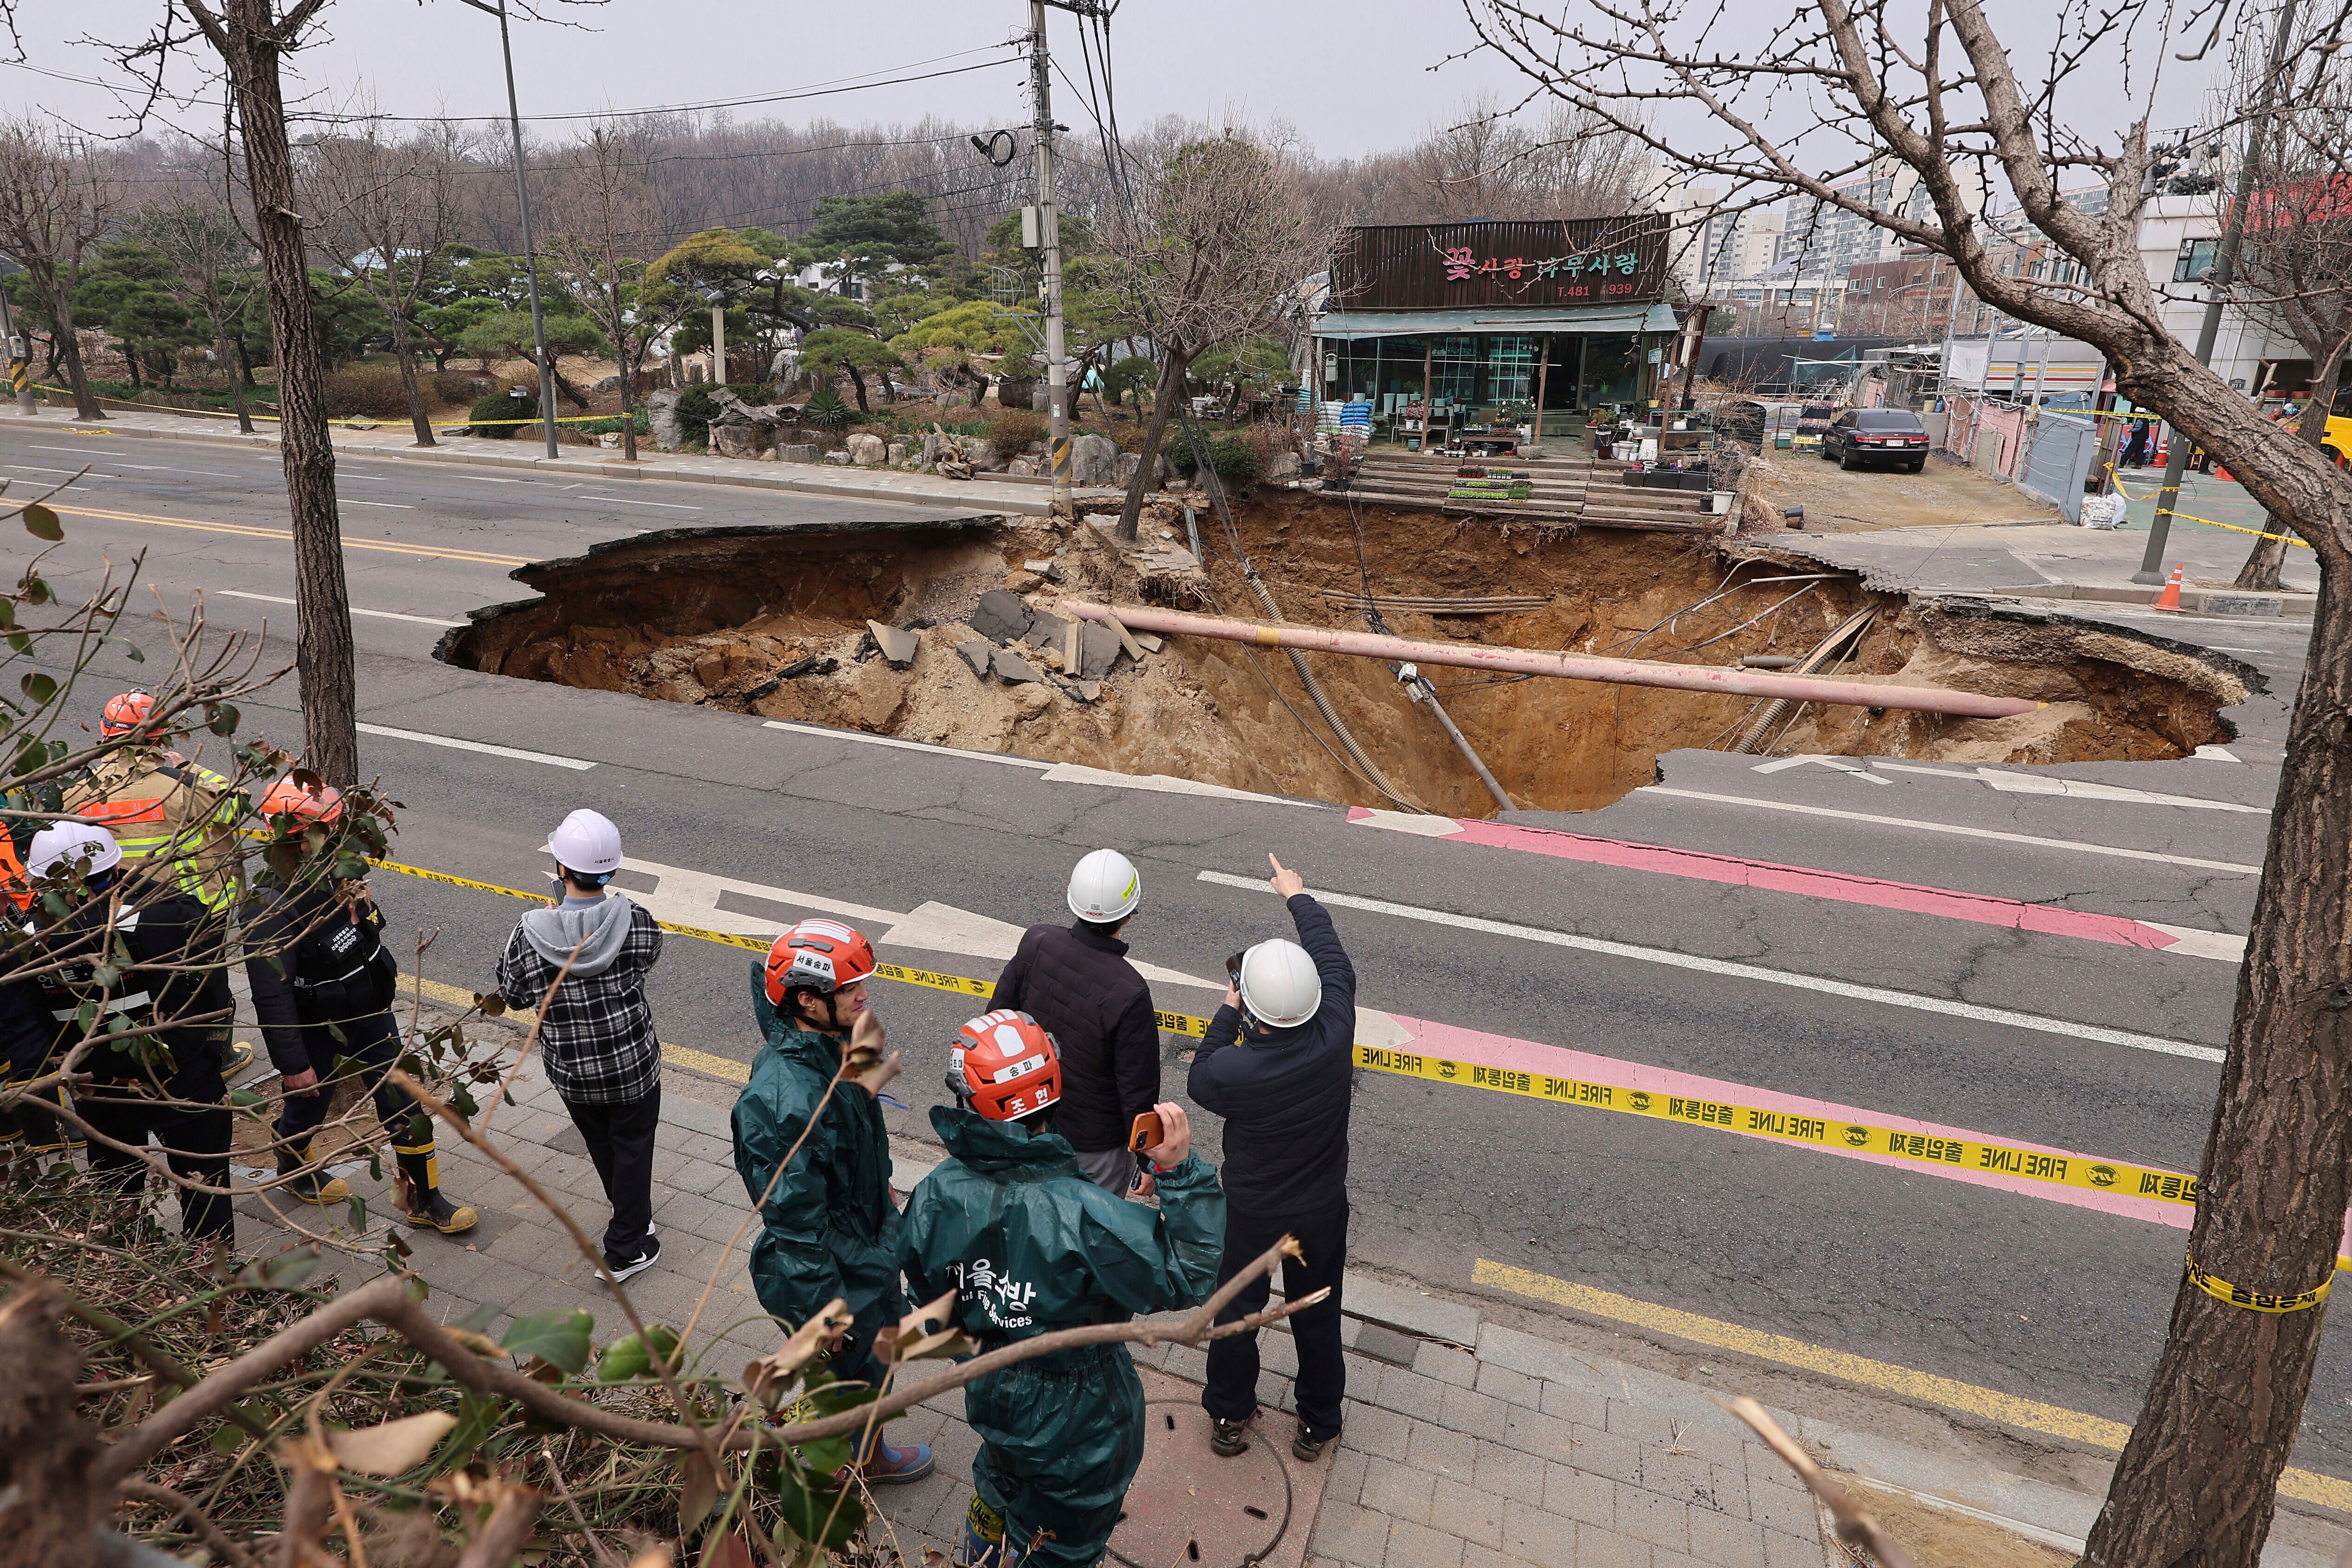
[1028,0,1076,516]
[2134,0,2303,582]
[458,0,559,459]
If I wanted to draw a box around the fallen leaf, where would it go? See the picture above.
[680,1450,718,1534]
[327,1411,459,1475]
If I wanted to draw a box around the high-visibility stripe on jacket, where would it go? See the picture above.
[62,751,246,913]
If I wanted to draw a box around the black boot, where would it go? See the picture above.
[276,1143,350,1205]
[394,1144,477,1235]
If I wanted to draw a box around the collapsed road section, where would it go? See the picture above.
[437,491,2251,817]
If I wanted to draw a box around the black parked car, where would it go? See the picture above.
[1822,408,1931,472]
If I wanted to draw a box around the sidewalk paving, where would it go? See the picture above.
[12,403,1124,519]
[212,1020,2352,1568]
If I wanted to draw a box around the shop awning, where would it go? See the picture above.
[1310,302,1680,340]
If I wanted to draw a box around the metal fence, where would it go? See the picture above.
[2016,411,2098,522]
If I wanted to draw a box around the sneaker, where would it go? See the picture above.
[1210,1416,1252,1457]
[860,1439,935,1485]
[605,1235,661,1283]
[1293,1424,1336,1463]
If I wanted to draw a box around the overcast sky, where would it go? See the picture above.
[3,1,2221,176]
[4,2,1547,158]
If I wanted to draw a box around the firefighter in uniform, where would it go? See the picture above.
[244,775,476,1233]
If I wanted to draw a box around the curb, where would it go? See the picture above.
[36,413,1130,519]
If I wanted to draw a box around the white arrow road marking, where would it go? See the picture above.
[621,857,1225,990]
[1749,754,1891,784]
[1035,762,1318,806]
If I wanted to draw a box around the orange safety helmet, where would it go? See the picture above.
[259,774,345,829]
[100,690,155,739]
[0,833,27,912]
[763,917,878,1005]
[948,1010,1063,1123]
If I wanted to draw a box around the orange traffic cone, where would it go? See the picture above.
[2154,562,2185,611]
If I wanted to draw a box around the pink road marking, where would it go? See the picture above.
[1385,1010,2195,1232]
[1348,807,2180,952]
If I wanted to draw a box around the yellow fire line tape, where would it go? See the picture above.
[2185,1250,2333,1313]
[2104,464,2313,549]
[369,854,2260,1248]
[366,858,1209,1037]
[32,384,626,431]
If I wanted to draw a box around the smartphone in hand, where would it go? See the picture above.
[1225,951,1245,987]
[1129,1110,1165,1153]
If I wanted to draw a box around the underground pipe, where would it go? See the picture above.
[1064,602,2044,721]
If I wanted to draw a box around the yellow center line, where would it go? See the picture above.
[53,503,531,568]
[1473,1259,2352,1511]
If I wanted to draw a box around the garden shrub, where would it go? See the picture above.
[469,387,536,438]
[320,364,412,419]
[987,407,1045,454]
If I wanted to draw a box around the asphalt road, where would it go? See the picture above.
[12,421,2347,1479]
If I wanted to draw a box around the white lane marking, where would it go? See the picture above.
[357,722,593,770]
[2138,922,2248,962]
[1638,787,2262,875]
[621,857,1224,989]
[343,499,414,509]
[0,462,122,478]
[31,443,130,456]
[113,463,239,477]
[763,719,1053,770]
[1035,761,1321,807]
[449,474,523,483]
[1195,870,2226,1065]
[218,590,461,628]
[1749,754,1891,785]
[1871,761,2269,813]
[580,495,703,510]
[2192,745,2242,761]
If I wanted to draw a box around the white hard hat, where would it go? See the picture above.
[1066,848,1142,924]
[542,809,624,876]
[28,820,122,879]
[1238,938,1321,1029]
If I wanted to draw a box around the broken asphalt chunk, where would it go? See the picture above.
[1023,609,1072,650]
[970,589,1033,646]
[957,639,993,678]
[992,647,1044,684]
[866,619,920,668]
[1078,621,1123,680]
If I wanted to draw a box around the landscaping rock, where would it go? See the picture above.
[865,619,920,668]
[648,388,686,452]
[1263,450,1302,481]
[1071,431,1118,485]
[969,589,1033,646]
[1112,451,1168,489]
[964,438,1004,472]
[823,450,852,465]
[1007,455,1040,477]
[887,440,909,465]
[776,443,820,464]
[957,639,993,678]
[593,375,623,394]
[1077,621,1123,680]
[712,423,763,459]
[847,432,887,465]
[598,431,622,448]
[991,647,1043,684]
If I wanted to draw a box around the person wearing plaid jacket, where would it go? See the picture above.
[497,809,666,1281]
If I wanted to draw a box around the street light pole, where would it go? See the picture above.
[457,0,558,459]
[2133,0,2303,582]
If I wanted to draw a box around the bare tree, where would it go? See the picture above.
[306,113,458,447]
[541,124,683,464]
[0,118,114,421]
[1463,0,2352,1561]
[132,0,360,785]
[1108,131,1319,542]
[125,194,264,435]
[2218,12,2352,590]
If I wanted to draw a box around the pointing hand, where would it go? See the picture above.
[1268,854,1305,899]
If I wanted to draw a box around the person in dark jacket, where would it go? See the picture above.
[989,848,1160,1192]
[24,820,237,1244]
[732,915,932,1486]
[247,776,476,1234]
[1189,852,1356,1462]
[902,1008,1220,1568]
[497,809,666,1279]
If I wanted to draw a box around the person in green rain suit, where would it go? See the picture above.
[902,1007,1224,1568]
[733,917,932,1485]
